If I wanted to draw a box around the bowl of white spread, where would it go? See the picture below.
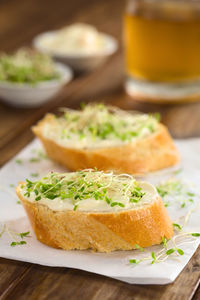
[33,23,118,72]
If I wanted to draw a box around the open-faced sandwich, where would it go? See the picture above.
[16,170,173,252]
[32,103,179,174]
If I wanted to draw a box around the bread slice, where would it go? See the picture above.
[16,170,173,252]
[32,104,179,175]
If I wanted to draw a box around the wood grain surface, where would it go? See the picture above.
[0,0,200,299]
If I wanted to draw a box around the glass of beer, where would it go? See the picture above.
[124,0,200,103]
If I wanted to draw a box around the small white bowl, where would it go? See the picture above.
[33,31,118,72]
[0,63,73,108]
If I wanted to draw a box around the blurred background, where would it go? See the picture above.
[0,0,125,103]
[0,0,122,52]
[1,0,200,166]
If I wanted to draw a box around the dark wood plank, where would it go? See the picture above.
[1,246,200,300]
[0,0,121,52]
[193,285,200,300]
[0,258,30,297]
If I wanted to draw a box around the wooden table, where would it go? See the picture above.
[0,0,200,299]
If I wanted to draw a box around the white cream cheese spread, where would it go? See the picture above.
[20,170,158,212]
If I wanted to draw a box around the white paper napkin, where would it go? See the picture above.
[0,138,199,285]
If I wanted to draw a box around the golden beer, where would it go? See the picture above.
[124,1,200,102]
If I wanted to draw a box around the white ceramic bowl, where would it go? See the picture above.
[33,31,118,72]
[0,63,73,108]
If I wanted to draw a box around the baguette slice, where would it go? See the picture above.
[16,171,173,252]
[32,105,179,175]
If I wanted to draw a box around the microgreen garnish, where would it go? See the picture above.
[22,170,146,210]
[56,104,159,145]
[10,241,27,247]
[18,231,30,239]
[151,252,157,264]
[161,237,168,249]
[15,159,22,165]
[73,205,78,211]
[0,225,30,247]
[128,206,200,266]
[135,244,144,252]
[156,177,197,208]
[173,223,182,231]
[29,149,48,163]
[187,192,195,197]
[80,102,86,109]
[130,186,145,203]
[0,49,60,84]
[129,232,194,266]
[30,173,39,178]
[29,158,40,163]
[166,247,184,256]
[177,248,184,255]
[173,168,182,175]
[166,248,175,255]
[110,202,125,208]
[191,233,200,237]
[36,149,48,159]
[153,112,161,122]
[129,259,141,264]
[181,202,186,208]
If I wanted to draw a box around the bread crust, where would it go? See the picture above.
[32,114,179,175]
[16,185,173,252]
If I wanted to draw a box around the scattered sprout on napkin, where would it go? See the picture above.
[129,175,200,266]
[129,208,200,265]
[0,225,31,247]
[156,177,197,208]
